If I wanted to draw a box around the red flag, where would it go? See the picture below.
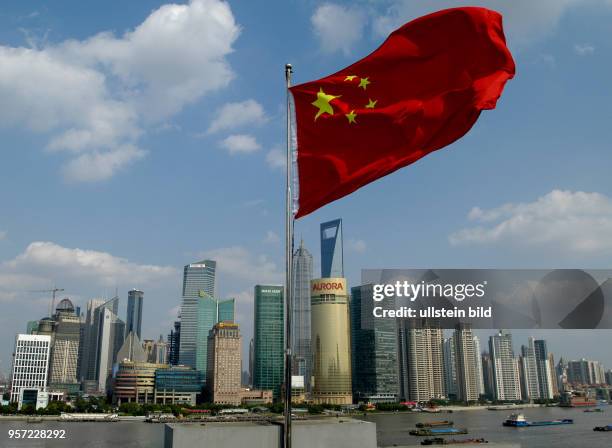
[290,7,515,218]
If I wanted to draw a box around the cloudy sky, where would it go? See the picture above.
[1,0,612,376]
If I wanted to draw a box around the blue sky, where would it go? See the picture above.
[1,0,612,376]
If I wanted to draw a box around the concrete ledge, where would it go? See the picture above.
[164,418,377,448]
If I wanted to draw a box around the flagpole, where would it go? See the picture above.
[283,62,294,448]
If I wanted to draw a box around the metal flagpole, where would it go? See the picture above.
[283,62,294,448]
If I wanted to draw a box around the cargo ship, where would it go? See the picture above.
[593,426,612,431]
[410,427,468,436]
[502,413,573,427]
[421,438,488,445]
[416,420,454,428]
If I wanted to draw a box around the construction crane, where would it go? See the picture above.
[29,287,65,318]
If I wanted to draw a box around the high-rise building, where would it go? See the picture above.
[154,366,202,405]
[520,338,540,401]
[311,278,352,405]
[548,353,559,397]
[206,322,242,405]
[292,239,313,391]
[473,336,485,397]
[351,284,398,403]
[606,370,612,386]
[567,359,606,385]
[194,295,234,381]
[534,339,554,400]
[10,334,52,403]
[253,285,284,399]
[489,331,521,401]
[126,289,144,340]
[80,298,105,381]
[143,336,168,364]
[443,337,457,399]
[91,297,125,392]
[48,299,81,387]
[453,323,479,403]
[167,319,180,366]
[178,260,216,369]
[320,219,343,278]
[398,319,444,401]
[481,352,495,400]
[248,338,254,387]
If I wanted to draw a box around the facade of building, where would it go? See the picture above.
[443,337,457,399]
[567,359,606,385]
[79,298,105,382]
[453,323,479,403]
[91,297,125,392]
[178,260,216,369]
[398,319,444,402]
[206,322,242,405]
[113,361,167,404]
[520,339,540,401]
[481,352,495,400]
[320,219,343,278]
[10,334,52,403]
[534,339,554,400]
[473,336,485,397]
[489,331,521,402]
[351,284,398,403]
[48,300,81,388]
[154,366,202,405]
[292,239,313,391]
[167,320,180,366]
[126,289,144,340]
[311,278,352,405]
[195,295,234,380]
[253,285,284,399]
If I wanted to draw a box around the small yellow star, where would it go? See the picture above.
[344,75,357,81]
[345,110,357,124]
[358,77,371,90]
[312,88,341,120]
[365,99,377,109]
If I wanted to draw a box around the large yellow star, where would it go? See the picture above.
[312,88,341,120]
[358,77,371,90]
[345,110,357,124]
[344,75,357,81]
[365,99,377,109]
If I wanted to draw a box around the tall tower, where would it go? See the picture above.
[489,331,521,401]
[178,260,216,369]
[443,337,457,399]
[453,323,479,403]
[473,336,485,397]
[253,285,284,399]
[292,239,313,389]
[80,298,105,381]
[92,296,125,393]
[206,322,242,405]
[320,219,343,278]
[195,294,234,381]
[126,289,144,339]
[48,298,81,386]
[520,338,540,400]
[311,278,352,405]
[534,339,554,399]
[10,334,52,403]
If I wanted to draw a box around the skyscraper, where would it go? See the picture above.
[206,322,242,405]
[453,323,479,403]
[320,219,343,278]
[48,298,81,387]
[10,334,52,403]
[253,285,284,399]
[351,284,398,403]
[167,319,180,366]
[90,297,125,392]
[195,295,235,381]
[398,319,444,401]
[489,331,521,401]
[178,260,216,369]
[311,278,352,405]
[534,339,554,400]
[443,337,457,399]
[473,336,485,398]
[126,289,144,339]
[80,298,105,381]
[520,338,540,401]
[292,239,313,389]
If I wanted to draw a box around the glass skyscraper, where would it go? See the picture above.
[292,239,313,389]
[253,285,284,399]
[126,289,144,339]
[178,260,216,369]
[320,219,343,278]
[351,284,398,403]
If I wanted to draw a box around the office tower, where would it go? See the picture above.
[48,299,81,386]
[126,289,144,339]
[481,352,495,400]
[520,339,540,401]
[534,339,554,400]
[292,239,313,390]
[167,320,180,366]
[80,298,105,381]
[10,334,52,403]
[443,337,457,399]
[473,336,485,397]
[489,331,521,401]
[453,323,479,403]
[206,322,242,405]
[567,359,605,385]
[351,284,398,403]
[253,285,284,399]
[398,319,444,401]
[194,295,234,381]
[155,366,203,405]
[178,260,216,369]
[248,339,254,387]
[311,278,352,405]
[320,219,343,278]
[91,297,125,392]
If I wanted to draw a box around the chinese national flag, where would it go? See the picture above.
[290,7,515,218]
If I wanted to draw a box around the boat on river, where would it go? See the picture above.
[410,427,468,436]
[421,438,488,445]
[502,413,573,427]
[416,420,454,428]
[593,425,612,431]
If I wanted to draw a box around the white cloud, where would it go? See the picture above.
[199,246,282,285]
[266,147,286,170]
[207,99,268,134]
[449,190,612,255]
[263,231,280,244]
[373,0,593,46]
[219,134,261,154]
[574,43,595,55]
[347,238,367,253]
[311,3,366,55]
[0,0,240,181]
[61,144,147,182]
